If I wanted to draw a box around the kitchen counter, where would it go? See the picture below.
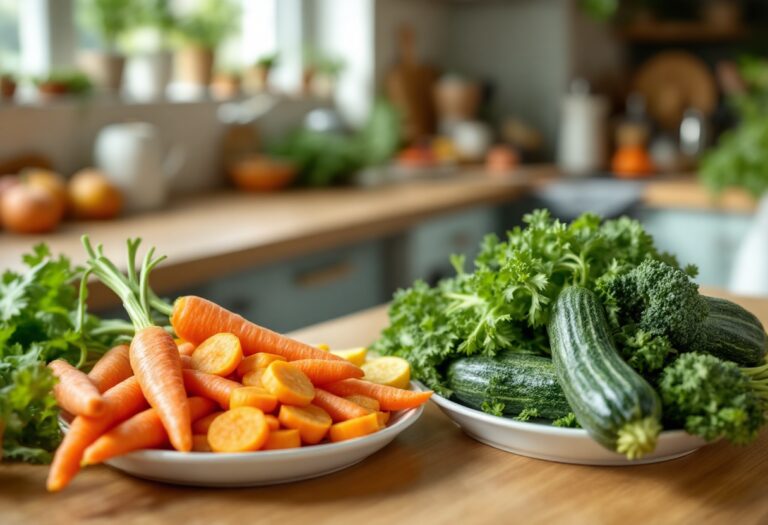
[2,288,768,525]
[0,166,753,309]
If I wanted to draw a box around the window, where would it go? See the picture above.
[0,0,20,73]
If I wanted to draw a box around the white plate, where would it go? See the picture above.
[430,392,708,466]
[64,386,424,487]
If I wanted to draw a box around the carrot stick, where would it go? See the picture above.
[288,359,364,385]
[329,413,381,442]
[344,394,380,412]
[131,326,192,452]
[183,369,241,409]
[83,397,216,465]
[171,296,342,361]
[48,359,105,418]
[312,389,370,422]
[323,379,432,411]
[88,345,132,393]
[46,377,147,492]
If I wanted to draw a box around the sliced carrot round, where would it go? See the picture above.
[191,333,243,376]
[242,368,266,387]
[237,352,286,378]
[207,407,269,452]
[262,361,315,406]
[191,411,224,434]
[278,405,331,444]
[263,429,301,450]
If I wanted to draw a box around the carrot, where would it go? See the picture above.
[83,237,192,453]
[312,389,370,422]
[180,354,194,369]
[230,387,278,413]
[344,394,380,412]
[265,414,280,431]
[177,341,196,357]
[329,413,381,443]
[46,377,147,492]
[183,369,241,409]
[192,434,212,452]
[262,361,315,406]
[83,397,216,465]
[263,429,301,450]
[377,412,391,427]
[207,407,269,452]
[237,352,286,378]
[278,405,331,445]
[288,359,364,385]
[242,368,266,387]
[190,333,243,376]
[88,345,132,393]
[192,411,224,434]
[323,379,432,411]
[48,359,105,418]
[170,296,342,361]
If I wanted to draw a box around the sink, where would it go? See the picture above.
[532,176,646,220]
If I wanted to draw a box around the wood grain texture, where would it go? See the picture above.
[2,289,768,525]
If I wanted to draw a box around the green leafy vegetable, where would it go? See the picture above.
[514,407,540,422]
[613,325,676,375]
[552,412,580,428]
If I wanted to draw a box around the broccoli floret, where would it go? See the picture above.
[614,325,676,375]
[602,259,707,349]
[659,353,766,444]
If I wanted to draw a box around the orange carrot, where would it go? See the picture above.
[190,333,243,376]
[177,341,196,356]
[230,386,278,413]
[263,429,301,450]
[131,326,192,452]
[265,414,280,431]
[192,434,212,452]
[207,407,269,452]
[83,397,216,465]
[377,412,391,427]
[278,405,331,445]
[288,359,364,385]
[47,377,147,492]
[183,369,241,409]
[329,413,381,443]
[323,379,432,411]
[344,394,380,412]
[171,296,342,361]
[180,354,193,369]
[48,359,105,418]
[237,352,286,378]
[192,411,224,434]
[88,345,132,393]
[242,368,266,387]
[312,389,370,422]
[261,361,315,406]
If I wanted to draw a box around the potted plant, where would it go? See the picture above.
[123,0,176,101]
[0,73,16,102]
[699,58,768,295]
[210,69,241,100]
[34,71,92,102]
[304,49,344,99]
[243,53,278,94]
[77,0,135,93]
[173,0,239,87]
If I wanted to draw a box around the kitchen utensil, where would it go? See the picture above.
[386,25,438,143]
[430,391,707,466]
[556,79,609,176]
[633,51,717,131]
[94,122,184,212]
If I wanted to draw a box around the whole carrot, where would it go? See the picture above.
[289,359,364,385]
[48,359,105,418]
[171,296,341,361]
[182,369,241,409]
[83,237,192,452]
[323,379,432,411]
[83,397,216,465]
[313,389,370,422]
[88,344,132,393]
[46,377,147,492]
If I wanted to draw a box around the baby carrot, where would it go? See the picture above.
[329,413,381,443]
[47,377,147,492]
[48,359,105,418]
[263,429,301,450]
[207,407,269,452]
[230,387,278,413]
[261,361,315,406]
[83,397,216,465]
[288,359,364,385]
[190,333,243,377]
[323,379,432,411]
[88,345,132,393]
[183,369,241,409]
[170,296,342,361]
[278,405,331,445]
[237,352,286,378]
[312,389,370,422]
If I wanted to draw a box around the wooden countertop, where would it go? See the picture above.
[2,288,768,524]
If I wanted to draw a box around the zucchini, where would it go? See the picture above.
[447,352,571,420]
[698,296,767,366]
[548,286,662,459]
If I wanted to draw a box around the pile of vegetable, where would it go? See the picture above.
[374,210,768,459]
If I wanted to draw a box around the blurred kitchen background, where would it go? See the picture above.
[2,0,768,330]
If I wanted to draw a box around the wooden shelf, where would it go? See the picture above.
[618,21,748,43]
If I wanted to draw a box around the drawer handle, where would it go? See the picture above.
[294,261,355,288]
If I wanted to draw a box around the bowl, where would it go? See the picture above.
[430,391,708,466]
[229,155,297,192]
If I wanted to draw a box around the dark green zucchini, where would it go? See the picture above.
[447,352,571,420]
[548,286,662,459]
[698,296,767,366]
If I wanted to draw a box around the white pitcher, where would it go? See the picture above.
[94,122,184,212]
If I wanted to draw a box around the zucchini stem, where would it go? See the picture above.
[616,417,661,460]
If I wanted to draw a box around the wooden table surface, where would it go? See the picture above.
[2,289,768,525]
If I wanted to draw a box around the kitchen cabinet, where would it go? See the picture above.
[638,208,752,288]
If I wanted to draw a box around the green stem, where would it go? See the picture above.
[616,416,661,460]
